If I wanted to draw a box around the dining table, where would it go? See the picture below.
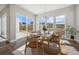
[25,30,60,54]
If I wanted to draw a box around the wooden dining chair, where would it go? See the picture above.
[51,35,60,44]
[25,36,45,55]
[50,34,61,53]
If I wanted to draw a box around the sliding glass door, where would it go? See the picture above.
[1,13,7,38]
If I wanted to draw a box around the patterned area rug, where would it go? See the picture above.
[13,42,59,55]
[13,39,79,55]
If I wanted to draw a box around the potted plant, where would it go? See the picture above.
[66,26,77,40]
[43,25,47,36]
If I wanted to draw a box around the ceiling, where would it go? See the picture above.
[17,4,73,15]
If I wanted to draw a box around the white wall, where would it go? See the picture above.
[16,18,20,33]
[9,4,35,41]
[36,5,76,31]
[14,5,35,32]
[0,4,35,41]
[0,5,17,41]
[9,5,35,41]
[0,18,1,35]
[75,5,79,31]
[35,15,39,31]
[0,4,79,42]
[0,5,10,40]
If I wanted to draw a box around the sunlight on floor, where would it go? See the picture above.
[16,31,30,40]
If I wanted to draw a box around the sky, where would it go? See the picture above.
[56,17,65,24]
[17,15,65,24]
[40,16,65,24]
[17,15,33,24]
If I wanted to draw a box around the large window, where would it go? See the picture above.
[39,16,46,30]
[56,15,65,29]
[27,17,33,31]
[47,17,54,31]
[16,14,26,32]
[56,15,66,35]
[39,15,66,34]
[16,14,34,33]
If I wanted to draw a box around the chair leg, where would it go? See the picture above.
[36,42,39,54]
[42,44,44,54]
[58,43,61,54]
[25,43,27,55]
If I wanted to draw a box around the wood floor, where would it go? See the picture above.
[0,37,26,55]
[0,37,79,55]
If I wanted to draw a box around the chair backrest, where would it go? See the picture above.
[51,35,60,41]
